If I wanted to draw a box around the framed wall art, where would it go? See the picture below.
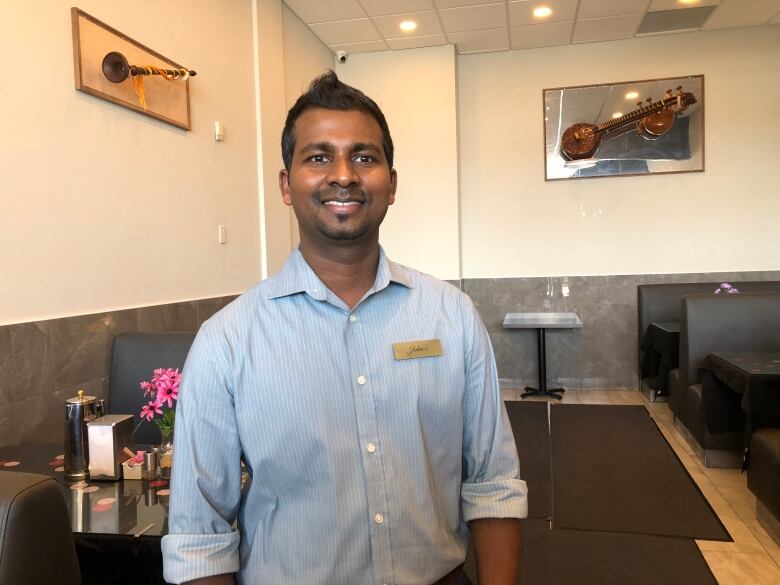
[543,74,704,181]
[71,7,195,130]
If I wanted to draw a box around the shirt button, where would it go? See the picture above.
[366,442,376,453]
[374,513,384,525]
[357,375,367,385]
[349,314,357,323]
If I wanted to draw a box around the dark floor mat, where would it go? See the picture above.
[505,401,551,518]
[550,404,730,541]
[521,518,719,585]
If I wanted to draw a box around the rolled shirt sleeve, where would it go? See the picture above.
[460,301,528,523]
[161,321,244,584]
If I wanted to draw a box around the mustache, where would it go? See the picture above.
[314,187,366,201]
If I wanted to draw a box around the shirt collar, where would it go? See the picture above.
[264,246,412,301]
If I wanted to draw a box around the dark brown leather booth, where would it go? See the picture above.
[638,281,780,408]
[747,429,780,542]
[0,471,81,585]
[671,293,780,467]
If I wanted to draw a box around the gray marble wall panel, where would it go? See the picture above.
[0,295,238,444]
[462,270,780,390]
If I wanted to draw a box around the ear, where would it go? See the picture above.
[279,169,292,206]
[388,168,397,206]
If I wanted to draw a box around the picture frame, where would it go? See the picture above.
[543,74,704,181]
[71,7,192,130]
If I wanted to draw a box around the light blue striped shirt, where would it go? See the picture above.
[162,247,527,585]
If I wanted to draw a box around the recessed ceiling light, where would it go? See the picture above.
[533,6,553,19]
[679,0,700,5]
[625,91,639,100]
[612,112,623,119]
[399,20,417,33]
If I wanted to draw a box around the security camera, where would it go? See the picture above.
[336,50,348,64]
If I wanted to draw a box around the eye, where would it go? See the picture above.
[353,154,376,164]
[308,154,330,164]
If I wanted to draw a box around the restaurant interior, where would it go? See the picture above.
[0,1,778,584]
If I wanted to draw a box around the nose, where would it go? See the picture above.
[327,155,358,189]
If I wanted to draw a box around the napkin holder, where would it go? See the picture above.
[87,414,135,480]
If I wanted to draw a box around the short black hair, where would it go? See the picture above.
[281,70,394,172]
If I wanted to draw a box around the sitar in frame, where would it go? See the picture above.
[560,87,697,161]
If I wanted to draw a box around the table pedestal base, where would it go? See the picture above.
[522,386,565,400]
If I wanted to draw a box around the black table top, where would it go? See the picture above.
[708,352,780,380]
[0,443,169,538]
[703,352,780,434]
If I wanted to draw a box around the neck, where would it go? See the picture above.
[298,239,381,309]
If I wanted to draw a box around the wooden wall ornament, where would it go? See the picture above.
[71,7,194,130]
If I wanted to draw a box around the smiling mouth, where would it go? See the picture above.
[323,200,362,207]
[322,200,363,216]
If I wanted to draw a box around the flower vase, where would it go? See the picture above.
[158,428,174,480]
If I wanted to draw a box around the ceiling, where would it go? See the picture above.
[283,0,780,55]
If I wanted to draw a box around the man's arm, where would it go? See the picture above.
[161,322,243,583]
[184,576,235,585]
[469,518,522,585]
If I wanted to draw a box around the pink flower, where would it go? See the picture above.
[139,381,154,397]
[155,383,179,409]
[138,367,182,433]
[140,400,163,421]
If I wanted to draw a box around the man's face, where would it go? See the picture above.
[280,108,397,247]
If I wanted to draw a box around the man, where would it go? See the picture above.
[162,71,527,585]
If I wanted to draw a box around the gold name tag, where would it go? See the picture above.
[392,339,443,360]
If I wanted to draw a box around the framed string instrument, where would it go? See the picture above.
[561,88,696,161]
[543,75,704,181]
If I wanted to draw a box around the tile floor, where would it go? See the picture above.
[502,388,780,585]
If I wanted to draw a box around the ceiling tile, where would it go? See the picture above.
[386,34,448,49]
[573,14,644,42]
[511,20,574,48]
[579,0,652,19]
[329,40,390,54]
[649,0,721,10]
[310,18,382,45]
[509,0,579,26]
[702,0,780,29]
[439,3,507,33]
[360,0,434,17]
[448,27,510,52]
[435,0,500,8]
[372,11,443,37]
[284,0,365,24]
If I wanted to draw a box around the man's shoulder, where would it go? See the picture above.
[198,278,275,333]
[391,261,473,308]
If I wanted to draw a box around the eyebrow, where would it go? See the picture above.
[298,141,382,155]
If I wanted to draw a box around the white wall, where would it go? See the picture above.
[0,0,260,326]
[458,26,780,279]
[337,45,461,281]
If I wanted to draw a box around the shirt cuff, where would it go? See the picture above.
[162,531,240,584]
[461,478,528,523]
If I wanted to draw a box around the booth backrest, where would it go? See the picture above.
[109,332,196,445]
[638,281,780,357]
[0,471,82,585]
[679,292,780,388]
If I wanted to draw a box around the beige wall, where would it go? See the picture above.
[0,0,260,326]
[458,26,780,278]
[281,4,336,247]
[254,0,290,278]
[337,45,461,281]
